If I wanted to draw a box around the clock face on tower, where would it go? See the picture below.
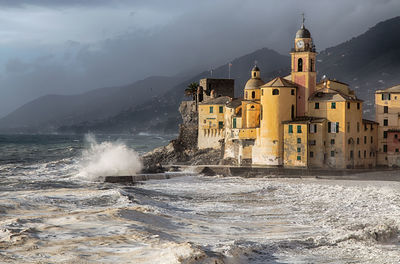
[296,40,304,49]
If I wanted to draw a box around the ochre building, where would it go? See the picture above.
[196,20,394,168]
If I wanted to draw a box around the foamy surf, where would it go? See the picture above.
[75,134,142,181]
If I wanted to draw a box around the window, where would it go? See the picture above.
[252,91,255,99]
[384,145,387,153]
[291,89,295,95]
[347,102,350,109]
[364,124,368,131]
[310,59,314,71]
[350,150,354,159]
[331,151,335,157]
[315,102,319,109]
[364,136,367,144]
[384,119,388,126]
[357,122,360,132]
[297,138,301,144]
[309,124,317,133]
[297,125,302,133]
[348,138,352,144]
[358,150,361,158]
[291,105,295,119]
[288,125,293,134]
[381,93,391,100]
[357,138,360,145]
[371,136,373,143]
[298,58,303,72]
[384,131,387,138]
[328,122,339,133]
[309,140,316,145]
[347,122,350,133]
[250,105,255,109]
[253,72,256,77]
[364,150,366,158]
[297,147,301,153]
[262,89,264,96]
[357,103,360,110]
[384,106,388,113]
[310,151,314,158]
[331,102,336,109]
[209,106,213,113]
[218,121,223,129]
[272,89,279,95]
[219,106,223,113]
[330,139,335,145]
[396,149,399,153]
[395,134,398,139]
[297,156,301,160]
[246,92,248,98]
[233,118,237,128]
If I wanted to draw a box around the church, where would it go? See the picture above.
[195,19,393,169]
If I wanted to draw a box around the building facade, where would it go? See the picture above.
[196,19,392,168]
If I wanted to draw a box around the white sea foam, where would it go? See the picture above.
[76,134,142,181]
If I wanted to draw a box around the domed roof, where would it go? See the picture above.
[245,78,264,90]
[296,24,311,38]
[252,65,260,71]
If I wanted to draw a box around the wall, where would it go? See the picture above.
[198,104,225,149]
[283,123,308,167]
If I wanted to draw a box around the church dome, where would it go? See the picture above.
[296,24,311,38]
[245,78,265,90]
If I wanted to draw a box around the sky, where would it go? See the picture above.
[0,0,399,116]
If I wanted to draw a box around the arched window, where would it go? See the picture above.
[253,72,256,77]
[251,105,255,109]
[298,58,303,72]
[252,91,255,99]
[272,89,279,95]
[310,59,313,72]
[291,105,295,119]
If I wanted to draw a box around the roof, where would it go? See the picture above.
[199,96,231,105]
[317,79,349,86]
[376,84,400,94]
[309,88,362,102]
[362,119,379,125]
[245,78,265,90]
[388,129,400,133]
[252,65,260,71]
[261,77,297,88]
[226,98,243,108]
[282,116,326,124]
[296,24,311,38]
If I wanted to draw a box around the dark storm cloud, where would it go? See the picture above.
[0,0,400,116]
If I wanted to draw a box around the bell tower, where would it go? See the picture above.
[290,14,317,116]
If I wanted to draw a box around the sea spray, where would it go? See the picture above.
[76,134,142,181]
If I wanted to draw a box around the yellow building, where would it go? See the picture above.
[375,85,400,166]
[198,96,231,149]
[194,17,385,169]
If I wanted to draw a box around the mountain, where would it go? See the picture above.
[0,75,184,133]
[2,16,400,133]
[316,16,400,116]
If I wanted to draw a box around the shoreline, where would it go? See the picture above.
[105,165,400,183]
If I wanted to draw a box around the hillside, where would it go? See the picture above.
[0,75,184,133]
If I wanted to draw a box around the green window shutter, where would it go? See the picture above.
[289,125,293,134]
[328,122,331,133]
[297,125,302,133]
[209,106,213,113]
[331,102,336,109]
[218,121,223,129]
[219,106,223,113]
[315,102,319,109]
[233,118,236,129]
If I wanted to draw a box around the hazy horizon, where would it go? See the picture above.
[0,0,399,117]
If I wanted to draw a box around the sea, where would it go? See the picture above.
[0,133,399,264]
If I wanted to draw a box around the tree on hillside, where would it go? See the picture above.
[185,82,198,101]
